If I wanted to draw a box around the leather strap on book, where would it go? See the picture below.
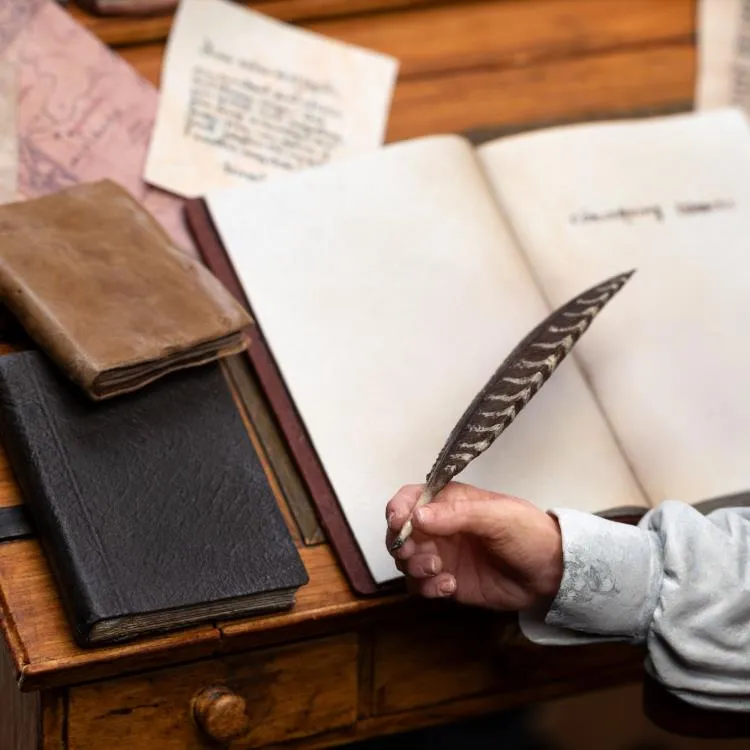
[0,506,34,542]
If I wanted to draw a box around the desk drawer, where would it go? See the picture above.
[67,634,359,749]
[372,610,505,714]
[372,609,643,716]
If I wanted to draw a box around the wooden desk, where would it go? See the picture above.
[0,1,696,747]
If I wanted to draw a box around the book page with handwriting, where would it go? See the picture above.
[206,135,646,584]
[144,0,398,199]
[479,108,750,507]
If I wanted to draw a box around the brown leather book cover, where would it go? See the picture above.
[184,197,387,595]
[0,180,251,401]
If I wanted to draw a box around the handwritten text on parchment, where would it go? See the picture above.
[184,39,345,181]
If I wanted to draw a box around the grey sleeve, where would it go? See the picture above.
[518,500,750,712]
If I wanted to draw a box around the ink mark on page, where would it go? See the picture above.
[569,200,736,226]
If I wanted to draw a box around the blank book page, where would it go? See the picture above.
[207,135,646,583]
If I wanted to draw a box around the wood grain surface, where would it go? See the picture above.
[372,613,642,714]
[0,638,38,750]
[67,635,360,748]
[40,691,66,750]
[386,44,693,141]
[117,0,695,139]
[0,525,406,690]
[71,0,444,45]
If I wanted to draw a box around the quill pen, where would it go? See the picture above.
[389,269,635,551]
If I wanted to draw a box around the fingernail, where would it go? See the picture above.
[439,578,456,596]
[395,539,414,559]
[424,556,439,575]
[387,512,397,528]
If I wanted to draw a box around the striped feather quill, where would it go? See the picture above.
[390,269,635,551]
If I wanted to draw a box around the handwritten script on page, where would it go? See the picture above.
[144,0,399,198]
[568,199,736,225]
[696,0,750,112]
[0,0,193,254]
[0,61,17,203]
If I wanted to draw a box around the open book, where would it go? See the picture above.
[186,107,750,591]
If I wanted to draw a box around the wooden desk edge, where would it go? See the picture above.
[0,549,413,691]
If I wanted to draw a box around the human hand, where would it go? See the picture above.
[385,482,563,611]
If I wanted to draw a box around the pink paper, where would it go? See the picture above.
[0,0,195,254]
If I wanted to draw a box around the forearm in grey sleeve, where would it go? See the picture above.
[518,500,750,712]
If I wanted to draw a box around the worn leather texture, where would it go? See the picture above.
[184,197,398,597]
[0,179,251,400]
[0,350,308,647]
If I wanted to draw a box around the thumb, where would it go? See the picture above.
[412,491,504,538]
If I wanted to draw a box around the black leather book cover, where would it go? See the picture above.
[0,351,308,647]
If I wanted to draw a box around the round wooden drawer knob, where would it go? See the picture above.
[192,685,251,743]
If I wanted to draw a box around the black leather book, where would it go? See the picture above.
[0,351,308,647]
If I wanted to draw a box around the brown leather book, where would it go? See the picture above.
[0,179,251,400]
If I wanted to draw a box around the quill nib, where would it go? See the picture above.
[388,269,635,554]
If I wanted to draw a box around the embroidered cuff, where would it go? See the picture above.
[543,508,663,640]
